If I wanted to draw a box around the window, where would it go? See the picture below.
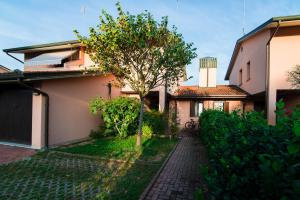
[190,101,204,117]
[214,101,224,111]
[247,61,250,81]
[239,69,243,85]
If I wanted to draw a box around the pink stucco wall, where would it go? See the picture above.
[0,68,9,73]
[176,101,198,128]
[175,100,245,128]
[229,30,270,95]
[268,26,300,124]
[40,74,121,146]
[31,94,46,149]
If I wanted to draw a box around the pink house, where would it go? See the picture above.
[1,15,300,149]
[226,15,300,124]
[0,65,11,73]
[172,57,252,128]
[0,41,174,149]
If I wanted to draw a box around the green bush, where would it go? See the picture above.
[169,110,179,135]
[199,100,300,199]
[89,96,140,137]
[142,124,153,138]
[143,110,166,135]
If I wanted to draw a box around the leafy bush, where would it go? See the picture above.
[89,97,140,137]
[142,124,153,138]
[89,129,103,139]
[199,100,300,199]
[169,110,179,135]
[143,110,166,135]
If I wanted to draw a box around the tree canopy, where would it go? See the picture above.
[75,2,197,145]
[75,2,196,97]
[288,65,300,88]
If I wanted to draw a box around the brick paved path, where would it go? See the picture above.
[143,134,205,200]
[0,144,36,164]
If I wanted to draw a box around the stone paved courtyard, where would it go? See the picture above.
[142,134,205,200]
[0,151,123,200]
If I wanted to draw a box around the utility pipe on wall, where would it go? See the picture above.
[265,21,281,123]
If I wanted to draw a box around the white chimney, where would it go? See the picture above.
[199,57,217,87]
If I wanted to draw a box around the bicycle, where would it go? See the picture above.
[185,118,199,130]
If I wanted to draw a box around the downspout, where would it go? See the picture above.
[5,52,24,64]
[265,21,280,119]
[17,79,49,149]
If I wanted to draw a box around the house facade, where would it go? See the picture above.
[226,15,300,124]
[2,15,300,149]
[0,41,175,149]
[172,57,252,128]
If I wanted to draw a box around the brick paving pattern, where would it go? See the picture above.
[0,151,123,200]
[0,144,36,164]
[143,134,203,200]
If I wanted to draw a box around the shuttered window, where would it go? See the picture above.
[224,102,230,113]
[190,101,195,117]
[190,101,204,117]
[247,61,251,81]
[214,101,224,111]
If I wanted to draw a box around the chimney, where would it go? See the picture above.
[199,57,217,87]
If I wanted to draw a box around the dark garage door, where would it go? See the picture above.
[0,88,32,145]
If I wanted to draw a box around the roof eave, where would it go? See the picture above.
[225,15,300,80]
[3,40,80,54]
[172,95,249,99]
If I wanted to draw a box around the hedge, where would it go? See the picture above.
[199,100,300,199]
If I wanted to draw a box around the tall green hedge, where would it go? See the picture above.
[199,100,300,199]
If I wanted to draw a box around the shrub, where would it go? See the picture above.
[90,129,101,139]
[89,96,140,137]
[169,109,179,135]
[142,124,153,138]
[143,110,166,135]
[199,100,300,200]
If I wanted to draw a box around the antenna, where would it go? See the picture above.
[242,0,246,35]
[80,5,86,16]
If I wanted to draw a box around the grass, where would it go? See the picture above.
[58,135,177,200]
[0,135,177,200]
[57,135,175,161]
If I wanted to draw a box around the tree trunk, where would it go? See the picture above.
[136,96,144,146]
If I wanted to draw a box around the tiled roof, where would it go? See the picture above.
[174,85,249,98]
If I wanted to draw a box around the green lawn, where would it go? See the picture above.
[0,136,177,200]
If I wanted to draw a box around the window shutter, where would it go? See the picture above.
[190,101,195,117]
[224,102,230,113]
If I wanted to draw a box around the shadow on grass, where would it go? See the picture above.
[96,136,177,200]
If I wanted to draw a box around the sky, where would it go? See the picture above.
[0,0,300,85]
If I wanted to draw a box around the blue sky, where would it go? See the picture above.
[0,0,300,85]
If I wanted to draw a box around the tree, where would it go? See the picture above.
[288,65,300,88]
[75,2,197,146]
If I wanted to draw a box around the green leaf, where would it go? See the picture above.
[293,121,300,138]
[293,180,300,193]
[287,143,300,154]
